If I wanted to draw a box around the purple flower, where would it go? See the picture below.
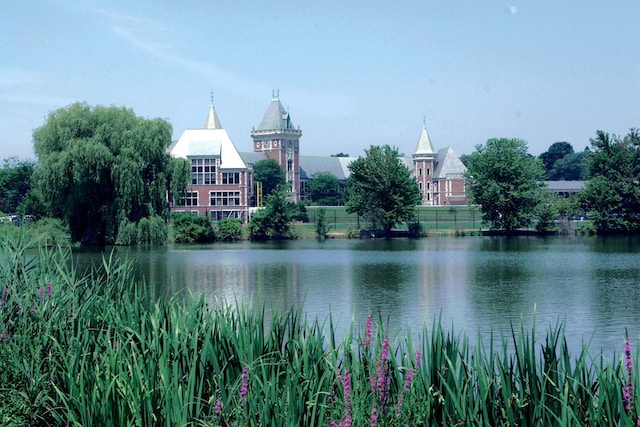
[1,288,7,309]
[18,305,23,314]
[240,365,249,402]
[363,314,372,347]
[624,337,634,412]
[46,282,51,298]
[1,330,7,341]
[38,287,44,301]
[341,368,352,408]
[370,407,378,426]
[374,336,391,412]
[31,307,36,313]
[214,398,222,415]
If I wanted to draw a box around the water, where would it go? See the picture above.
[74,235,640,358]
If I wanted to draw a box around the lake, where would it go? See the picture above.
[74,235,640,358]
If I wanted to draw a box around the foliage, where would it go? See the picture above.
[0,158,35,215]
[1,237,640,425]
[549,150,589,180]
[330,152,350,157]
[581,129,640,233]
[307,171,347,206]
[253,159,285,199]
[172,212,216,243]
[291,201,309,222]
[31,103,175,245]
[535,201,557,233]
[346,145,421,236]
[248,185,294,240]
[0,217,71,248]
[465,138,546,232]
[540,141,573,173]
[314,207,331,238]
[168,157,191,206]
[216,218,243,241]
[116,215,167,245]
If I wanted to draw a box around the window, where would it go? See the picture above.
[182,191,198,206]
[419,168,422,176]
[191,158,216,185]
[222,172,240,185]
[210,210,243,221]
[287,159,293,172]
[210,191,241,206]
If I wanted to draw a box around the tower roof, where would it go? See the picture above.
[414,119,435,156]
[203,93,223,129]
[256,91,295,131]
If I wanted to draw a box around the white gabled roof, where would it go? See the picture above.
[170,128,247,170]
[169,100,247,170]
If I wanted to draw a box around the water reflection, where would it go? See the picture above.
[71,236,640,357]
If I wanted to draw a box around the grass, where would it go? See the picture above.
[1,233,638,426]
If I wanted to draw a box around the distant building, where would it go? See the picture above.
[544,180,586,198]
[169,94,468,221]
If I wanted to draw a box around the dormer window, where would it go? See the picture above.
[191,157,217,185]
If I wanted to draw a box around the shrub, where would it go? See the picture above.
[216,218,242,241]
[172,212,215,243]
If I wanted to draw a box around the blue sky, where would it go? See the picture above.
[2,1,638,162]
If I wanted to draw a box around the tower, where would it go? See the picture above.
[413,118,437,205]
[250,91,302,201]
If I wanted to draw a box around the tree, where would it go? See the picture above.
[248,185,294,240]
[32,103,176,245]
[0,158,35,215]
[346,145,420,236]
[307,172,346,206]
[465,138,546,232]
[548,150,589,180]
[581,129,640,233]
[330,152,350,157]
[314,207,331,238]
[168,157,191,206]
[253,159,285,200]
[539,141,574,177]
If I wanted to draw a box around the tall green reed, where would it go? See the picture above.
[1,236,639,426]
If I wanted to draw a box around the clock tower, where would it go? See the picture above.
[251,91,302,201]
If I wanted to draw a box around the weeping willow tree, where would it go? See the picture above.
[32,103,186,245]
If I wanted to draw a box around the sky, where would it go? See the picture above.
[1,1,638,162]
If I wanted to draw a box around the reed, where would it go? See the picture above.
[0,236,638,426]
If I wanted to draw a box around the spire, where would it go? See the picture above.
[414,117,435,155]
[203,91,222,129]
[256,91,296,131]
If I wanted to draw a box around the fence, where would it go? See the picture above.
[304,206,483,231]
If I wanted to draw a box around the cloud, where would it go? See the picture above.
[92,7,356,118]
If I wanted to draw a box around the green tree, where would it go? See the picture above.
[314,207,331,238]
[346,145,420,237]
[330,152,350,157]
[540,141,574,177]
[307,172,346,206]
[0,158,35,215]
[253,159,285,199]
[32,103,175,245]
[248,185,294,240]
[548,150,589,180]
[581,129,640,233]
[465,138,546,232]
[168,157,191,206]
